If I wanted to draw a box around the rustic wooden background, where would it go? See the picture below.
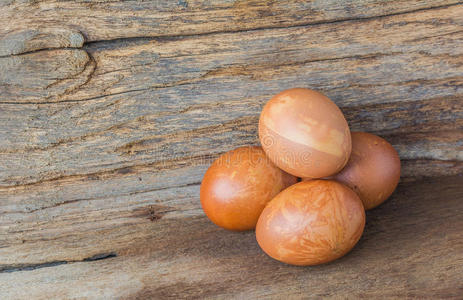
[1,1,462,298]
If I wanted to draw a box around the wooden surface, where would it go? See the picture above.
[1,0,462,298]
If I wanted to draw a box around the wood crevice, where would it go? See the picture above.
[0,252,117,274]
[81,2,462,47]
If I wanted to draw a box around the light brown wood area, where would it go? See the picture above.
[1,1,462,298]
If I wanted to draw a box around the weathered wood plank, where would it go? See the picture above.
[1,4,461,187]
[3,4,463,103]
[1,1,462,298]
[0,127,461,266]
[1,0,459,55]
[1,176,462,299]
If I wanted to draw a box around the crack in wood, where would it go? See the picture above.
[82,2,462,47]
[82,252,117,261]
[0,252,117,273]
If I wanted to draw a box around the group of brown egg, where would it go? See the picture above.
[200,88,401,266]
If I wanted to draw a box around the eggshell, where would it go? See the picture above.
[259,88,351,178]
[256,180,365,266]
[331,132,401,210]
[200,146,298,231]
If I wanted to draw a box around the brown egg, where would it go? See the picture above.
[259,88,351,179]
[256,180,365,266]
[331,132,401,210]
[200,146,298,231]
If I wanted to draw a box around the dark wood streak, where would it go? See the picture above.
[0,252,117,274]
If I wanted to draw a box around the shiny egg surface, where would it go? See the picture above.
[259,88,351,178]
[200,146,298,231]
[332,132,401,210]
[256,180,365,266]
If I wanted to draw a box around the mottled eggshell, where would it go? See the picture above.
[259,88,351,178]
[200,146,298,231]
[256,180,365,266]
[331,132,401,210]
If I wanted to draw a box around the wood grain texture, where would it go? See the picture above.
[1,0,460,50]
[1,0,462,298]
[1,176,462,299]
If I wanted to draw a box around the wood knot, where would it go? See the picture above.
[0,28,84,57]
